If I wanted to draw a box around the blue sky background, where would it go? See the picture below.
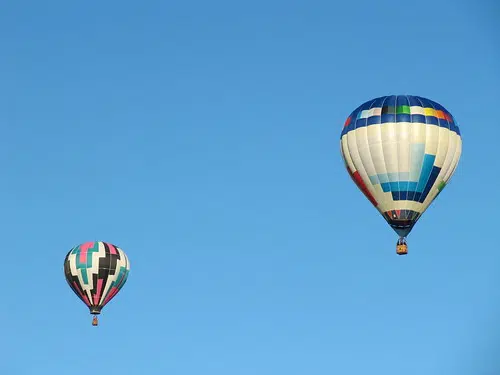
[1,0,499,374]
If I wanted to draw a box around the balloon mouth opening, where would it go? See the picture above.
[89,307,101,315]
[392,227,413,238]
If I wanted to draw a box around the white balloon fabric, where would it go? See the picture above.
[340,95,462,238]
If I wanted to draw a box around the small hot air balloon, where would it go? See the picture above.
[340,95,462,255]
[64,241,130,326]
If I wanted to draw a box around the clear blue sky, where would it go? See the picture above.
[1,0,499,374]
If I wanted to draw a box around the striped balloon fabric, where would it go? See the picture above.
[64,241,130,319]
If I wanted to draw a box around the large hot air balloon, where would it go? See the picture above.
[64,241,130,326]
[340,95,462,255]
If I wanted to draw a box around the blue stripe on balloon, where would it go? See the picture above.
[416,154,436,193]
[340,95,461,138]
[341,115,456,136]
[367,116,381,125]
[419,165,442,203]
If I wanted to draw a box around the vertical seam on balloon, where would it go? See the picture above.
[423,99,450,210]
[444,112,462,184]
[96,242,106,308]
[396,95,404,205]
[434,101,446,205]
[441,106,456,186]
[121,251,130,290]
[75,253,91,307]
[414,96,428,222]
[89,245,95,308]
[351,105,375,207]
[90,243,97,307]
[100,266,114,307]
[407,97,417,216]
[96,242,105,307]
[424,99,440,207]
[99,246,114,307]
[441,133,460,188]
[404,95,412,222]
[394,95,401,203]
[341,133,357,196]
[379,96,391,213]
[364,98,381,212]
[444,140,458,182]
[448,135,461,182]
[447,140,461,187]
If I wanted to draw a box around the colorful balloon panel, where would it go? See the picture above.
[64,241,130,314]
[340,95,462,237]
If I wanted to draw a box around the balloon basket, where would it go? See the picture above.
[92,315,99,326]
[396,244,408,255]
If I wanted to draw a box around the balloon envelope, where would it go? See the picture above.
[340,95,462,237]
[64,241,130,314]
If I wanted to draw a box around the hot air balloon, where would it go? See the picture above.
[340,95,462,255]
[64,241,130,326]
